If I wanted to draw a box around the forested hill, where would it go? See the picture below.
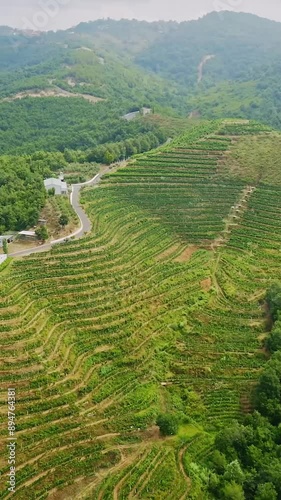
[136,12,281,85]
[0,11,281,132]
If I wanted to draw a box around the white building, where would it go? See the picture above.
[44,178,67,195]
[122,107,152,121]
[18,231,37,240]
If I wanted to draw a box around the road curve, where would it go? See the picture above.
[9,169,110,259]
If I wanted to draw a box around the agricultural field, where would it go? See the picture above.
[0,120,280,498]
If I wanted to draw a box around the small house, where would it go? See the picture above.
[18,231,37,240]
[44,178,67,195]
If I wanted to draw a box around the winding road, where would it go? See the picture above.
[9,169,110,259]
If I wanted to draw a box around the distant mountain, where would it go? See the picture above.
[133,12,281,127]
[0,11,281,148]
[136,12,281,85]
[71,19,175,54]
[0,21,187,109]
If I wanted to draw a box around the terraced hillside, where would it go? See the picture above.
[1,120,281,499]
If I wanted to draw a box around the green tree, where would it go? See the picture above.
[2,238,8,254]
[59,214,69,227]
[255,483,277,500]
[267,329,281,353]
[124,139,137,157]
[103,150,115,165]
[222,481,245,500]
[48,188,55,197]
[35,226,48,242]
[257,369,281,401]
[266,283,281,322]
[223,460,245,485]
[212,450,228,474]
[156,414,179,436]
[256,368,281,423]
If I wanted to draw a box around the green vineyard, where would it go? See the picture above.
[1,120,280,498]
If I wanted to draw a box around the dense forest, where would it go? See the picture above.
[0,98,170,155]
[0,156,46,232]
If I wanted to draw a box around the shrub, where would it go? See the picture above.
[156,413,179,436]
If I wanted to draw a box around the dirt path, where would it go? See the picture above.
[178,446,192,497]
[211,185,256,251]
[113,447,150,500]
[198,55,215,83]
[129,449,167,499]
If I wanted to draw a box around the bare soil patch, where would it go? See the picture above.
[175,245,198,263]
[140,425,162,442]
[78,46,93,52]
[257,333,268,342]
[7,240,42,254]
[2,88,105,104]
[201,277,212,291]
[94,345,113,354]
[155,243,181,261]
[40,198,79,240]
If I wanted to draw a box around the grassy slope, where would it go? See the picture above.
[218,132,281,184]
[1,121,281,497]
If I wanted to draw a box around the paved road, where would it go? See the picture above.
[9,170,109,259]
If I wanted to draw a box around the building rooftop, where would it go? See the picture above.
[18,231,36,237]
[44,178,67,189]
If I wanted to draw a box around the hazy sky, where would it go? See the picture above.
[1,0,281,31]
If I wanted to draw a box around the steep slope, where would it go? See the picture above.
[1,120,281,498]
